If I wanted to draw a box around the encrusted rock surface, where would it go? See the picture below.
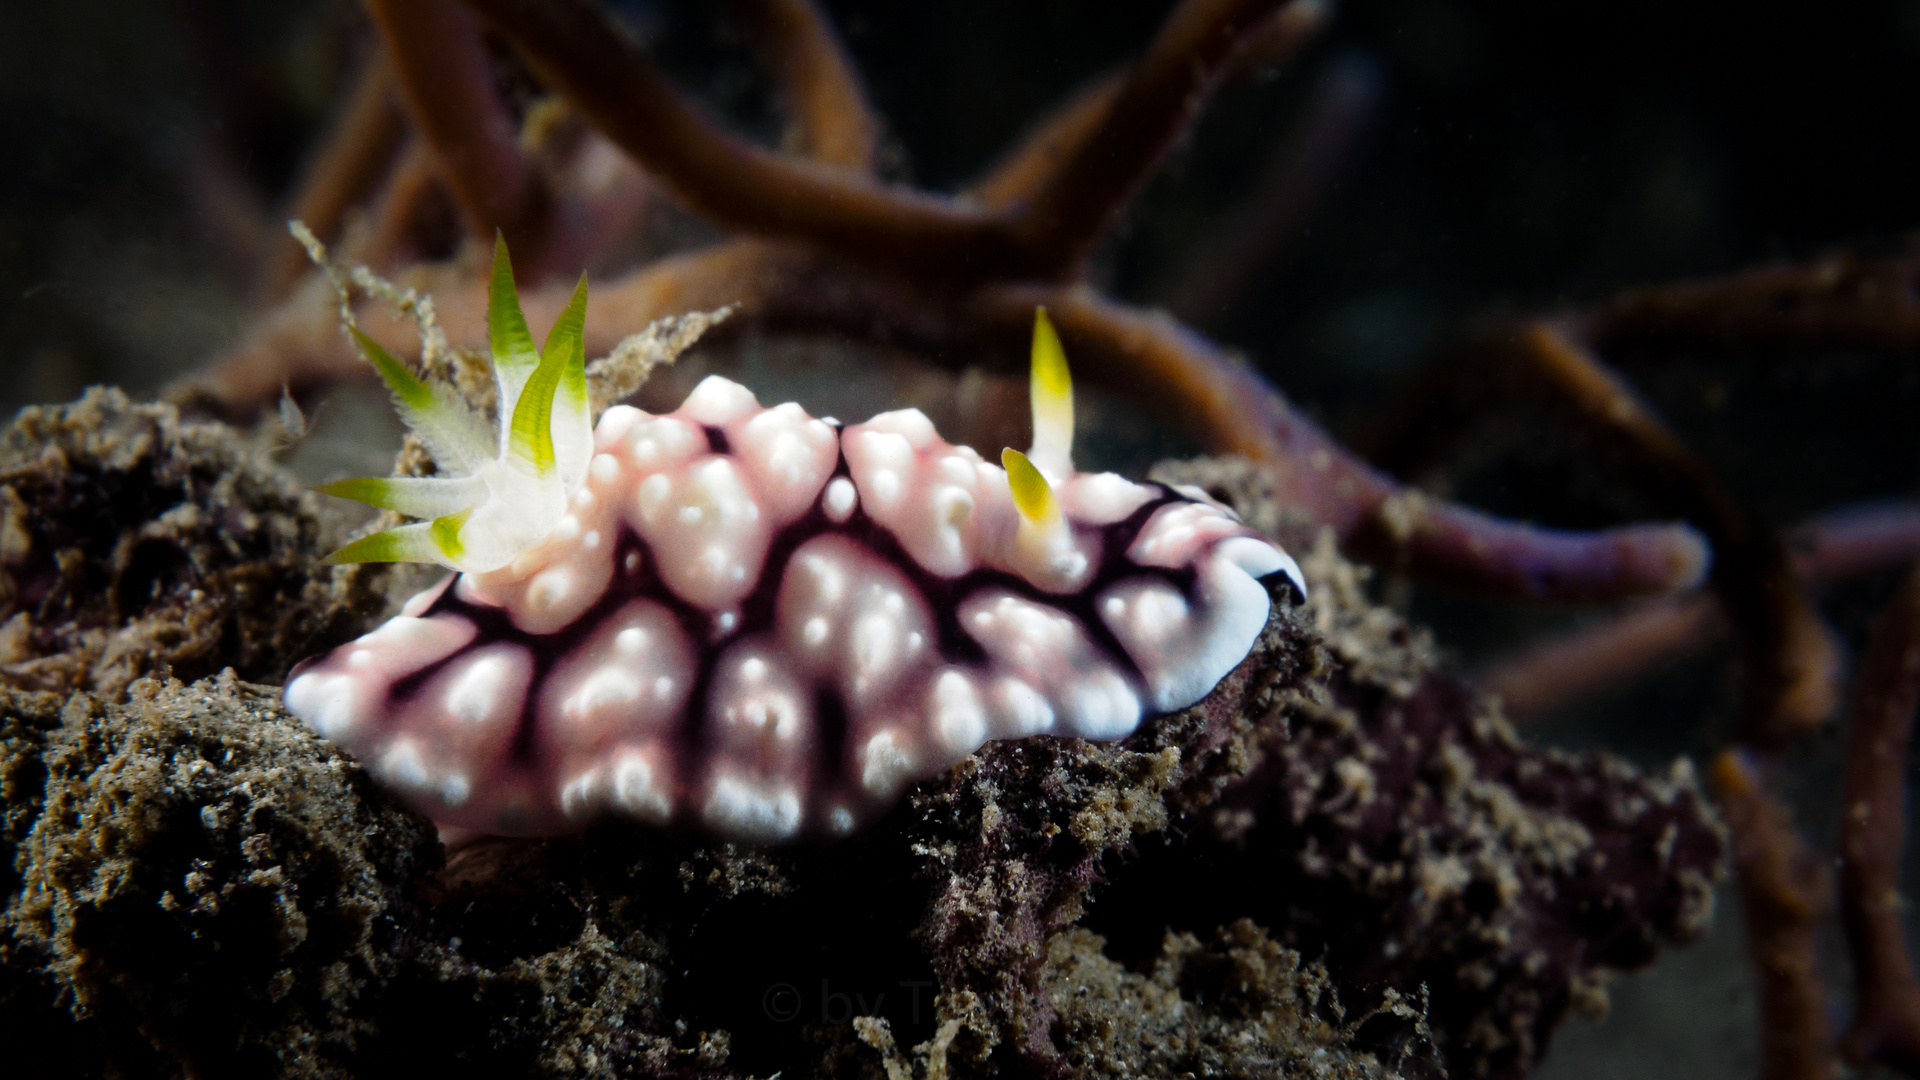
[8,676,440,1078]
[0,393,1726,1078]
[0,388,390,697]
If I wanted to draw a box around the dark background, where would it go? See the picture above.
[6,2,1920,1076]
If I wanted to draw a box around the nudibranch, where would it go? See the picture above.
[284,239,1305,841]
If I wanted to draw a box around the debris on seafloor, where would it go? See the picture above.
[0,388,1724,1080]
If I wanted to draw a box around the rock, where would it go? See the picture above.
[0,387,391,698]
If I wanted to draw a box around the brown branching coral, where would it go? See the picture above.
[719,0,879,172]
[362,0,548,266]
[1368,249,1920,1075]
[1368,322,1839,746]
[191,0,1710,612]
[1479,501,1920,723]
[1709,751,1838,1080]
[454,0,1298,284]
[1837,563,1920,1074]
[1587,251,1920,357]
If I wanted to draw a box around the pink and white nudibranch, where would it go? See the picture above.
[284,239,1304,842]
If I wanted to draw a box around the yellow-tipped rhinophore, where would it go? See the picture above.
[1028,307,1074,475]
[1002,447,1059,525]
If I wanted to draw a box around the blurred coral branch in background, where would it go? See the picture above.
[1839,563,1920,1074]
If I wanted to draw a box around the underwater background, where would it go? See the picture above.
[5,1,1920,1077]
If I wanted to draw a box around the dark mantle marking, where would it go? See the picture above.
[374,447,1258,812]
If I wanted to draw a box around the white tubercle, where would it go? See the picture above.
[734,402,838,523]
[678,374,762,425]
[843,418,985,575]
[1059,471,1156,524]
[776,535,938,713]
[632,453,770,611]
[960,590,1142,740]
[284,615,476,741]
[538,599,694,823]
[1130,501,1306,601]
[822,477,858,522]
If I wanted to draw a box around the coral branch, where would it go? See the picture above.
[1793,500,1920,584]
[1516,324,1840,743]
[1838,563,1920,1074]
[461,0,1302,283]
[1009,0,1308,277]
[1482,501,1920,720]
[1482,596,1719,720]
[724,0,879,171]
[971,0,1325,214]
[1236,0,1332,69]
[1589,251,1920,357]
[267,55,407,298]
[1711,750,1839,1080]
[363,0,546,264]
[462,0,1020,281]
[969,72,1126,211]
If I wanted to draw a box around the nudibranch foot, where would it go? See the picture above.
[285,256,1303,842]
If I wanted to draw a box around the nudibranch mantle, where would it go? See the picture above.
[285,241,1304,842]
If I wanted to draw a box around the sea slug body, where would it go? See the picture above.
[284,239,1304,841]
